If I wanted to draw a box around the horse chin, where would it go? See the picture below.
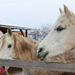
[40,57,47,61]
[37,52,48,61]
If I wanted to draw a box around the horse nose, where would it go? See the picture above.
[38,48,43,53]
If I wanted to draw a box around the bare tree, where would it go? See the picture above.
[40,24,52,40]
[28,29,41,41]
[29,24,53,41]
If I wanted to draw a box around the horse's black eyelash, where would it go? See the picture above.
[56,26,65,31]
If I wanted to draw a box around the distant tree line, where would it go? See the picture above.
[28,24,53,41]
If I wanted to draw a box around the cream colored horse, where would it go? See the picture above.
[0,28,50,75]
[37,5,75,61]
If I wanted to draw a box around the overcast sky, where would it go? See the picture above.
[0,0,75,28]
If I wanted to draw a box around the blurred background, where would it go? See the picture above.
[0,0,75,40]
[0,0,75,28]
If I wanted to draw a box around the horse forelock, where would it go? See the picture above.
[0,35,5,49]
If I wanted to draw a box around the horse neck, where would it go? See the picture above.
[15,36,39,61]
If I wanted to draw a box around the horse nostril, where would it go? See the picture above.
[38,48,43,53]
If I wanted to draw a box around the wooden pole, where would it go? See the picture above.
[0,59,75,72]
[20,29,25,37]
[25,30,28,37]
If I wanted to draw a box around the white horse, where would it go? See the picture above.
[37,4,75,60]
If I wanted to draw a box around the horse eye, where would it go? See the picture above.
[8,44,12,48]
[56,26,64,31]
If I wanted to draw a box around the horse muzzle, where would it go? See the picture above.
[37,48,48,61]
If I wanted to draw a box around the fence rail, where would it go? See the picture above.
[0,59,75,72]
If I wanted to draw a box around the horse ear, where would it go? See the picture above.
[63,4,71,17]
[7,28,12,36]
[59,8,63,13]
